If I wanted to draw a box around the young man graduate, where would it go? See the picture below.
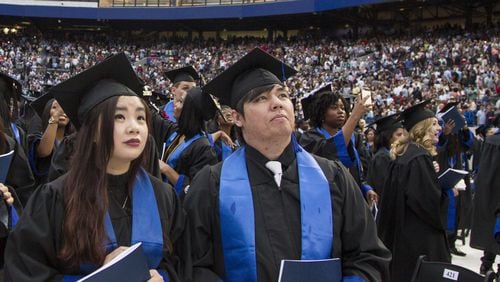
[183,48,391,282]
[161,66,199,123]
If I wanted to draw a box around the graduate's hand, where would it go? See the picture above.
[103,246,128,265]
[366,190,378,206]
[432,161,440,173]
[443,119,456,135]
[0,184,14,206]
[158,159,172,175]
[147,269,163,281]
[218,131,236,148]
[351,95,370,119]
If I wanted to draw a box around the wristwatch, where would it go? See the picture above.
[48,117,57,125]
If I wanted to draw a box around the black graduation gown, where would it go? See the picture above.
[183,144,391,282]
[4,171,188,281]
[6,124,28,155]
[28,132,65,187]
[296,130,369,188]
[367,147,391,199]
[436,130,474,232]
[3,134,35,206]
[1,134,31,268]
[378,143,450,282]
[163,135,218,191]
[47,133,162,182]
[151,111,178,154]
[470,133,500,255]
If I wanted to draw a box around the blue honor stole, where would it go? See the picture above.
[221,141,234,161]
[219,142,333,282]
[10,123,21,144]
[166,133,203,169]
[104,168,164,268]
[316,127,357,168]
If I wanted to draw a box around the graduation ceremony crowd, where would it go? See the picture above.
[0,23,500,282]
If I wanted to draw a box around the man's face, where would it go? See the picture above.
[232,84,295,144]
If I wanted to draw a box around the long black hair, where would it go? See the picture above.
[59,96,153,268]
[374,129,394,151]
[177,93,205,139]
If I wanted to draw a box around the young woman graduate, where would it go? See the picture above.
[0,81,35,207]
[158,86,218,196]
[297,84,378,205]
[0,119,29,269]
[27,94,73,186]
[377,100,451,282]
[4,53,187,282]
[184,48,391,282]
[366,113,405,202]
[435,102,475,257]
[0,73,28,152]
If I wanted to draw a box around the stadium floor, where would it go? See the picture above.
[452,233,488,275]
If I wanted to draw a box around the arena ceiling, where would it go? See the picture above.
[0,0,497,32]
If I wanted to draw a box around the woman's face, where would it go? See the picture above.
[50,100,70,127]
[390,127,406,144]
[426,117,442,145]
[173,90,187,119]
[323,99,346,128]
[110,96,148,165]
[358,119,366,128]
[218,108,234,127]
[366,130,375,142]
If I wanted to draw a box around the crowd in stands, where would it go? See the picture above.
[1,24,499,124]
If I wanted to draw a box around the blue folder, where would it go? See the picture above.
[278,258,342,282]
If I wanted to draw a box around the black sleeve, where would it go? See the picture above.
[48,133,78,183]
[144,135,161,179]
[183,165,223,282]
[150,111,178,151]
[296,131,340,160]
[5,136,35,206]
[177,140,218,191]
[405,156,445,230]
[322,159,391,281]
[354,132,370,180]
[4,184,67,281]
[150,176,190,282]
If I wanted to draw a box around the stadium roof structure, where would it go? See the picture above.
[0,0,497,31]
[0,0,395,20]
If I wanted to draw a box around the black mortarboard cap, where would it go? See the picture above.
[30,93,54,118]
[186,87,220,121]
[203,48,297,109]
[0,72,22,101]
[399,100,435,130]
[165,66,200,84]
[369,113,403,134]
[300,84,332,120]
[48,52,144,129]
